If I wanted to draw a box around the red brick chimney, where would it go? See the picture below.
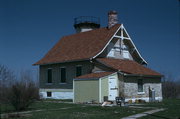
[108,11,118,28]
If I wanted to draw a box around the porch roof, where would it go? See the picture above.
[96,58,162,76]
[75,72,114,79]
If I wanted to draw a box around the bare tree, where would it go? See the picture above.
[8,81,39,111]
[0,64,39,111]
[7,70,40,111]
[162,74,180,99]
[0,64,15,87]
[0,64,16,103]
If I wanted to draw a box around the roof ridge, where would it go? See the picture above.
[62,24,121,38]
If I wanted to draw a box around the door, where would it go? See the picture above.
[108,75,118,101]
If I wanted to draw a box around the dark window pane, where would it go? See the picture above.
[76,66,82,77]
[61,68,66,83]
[47,92,51,97]
[138,79,143,92]
[47,69,52,83]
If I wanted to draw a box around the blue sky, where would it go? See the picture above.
[0,0,179,80]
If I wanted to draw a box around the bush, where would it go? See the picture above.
[0,64,39,111]
[8,81,39,111]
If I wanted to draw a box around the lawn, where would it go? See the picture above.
[1,99,180,119]
[139,99,180,119]
[1,100,149,119]
[20,101,150,119]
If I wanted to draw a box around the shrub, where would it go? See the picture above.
[8,81,39,111]
[0,65,39,111]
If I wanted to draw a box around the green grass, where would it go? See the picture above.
[1,99,180,119]
[22,102,148,119]
[1,101,149,119]
[1,103,15,113]
[139,99,180,119]
[42,98,73,102]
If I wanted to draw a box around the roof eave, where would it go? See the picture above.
[124,73,163,78]
[90,24,148,65]
[121,24,148,65]
[91,24,122,60]
[74,78,99,81]
[33,58,90,66]
[74,72,116,80]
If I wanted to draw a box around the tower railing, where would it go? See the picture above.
[74,16,100,25]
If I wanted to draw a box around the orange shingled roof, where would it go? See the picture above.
[75,72,114,79]
[34,24,121,65]
[96,58,161,76]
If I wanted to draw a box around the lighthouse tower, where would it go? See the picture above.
[74,16,100,33]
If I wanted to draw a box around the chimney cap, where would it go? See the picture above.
[108,10,118,15]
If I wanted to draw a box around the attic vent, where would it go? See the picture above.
[74,16,100,33]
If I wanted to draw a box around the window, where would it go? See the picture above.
[123,50,130,59]
[115,46,120,51]
[138,79,143,92]
[47,69,52,83]
[76,66,82,77]
[47,92,52,97]
[60,68,66,83]
[122,44,129,50]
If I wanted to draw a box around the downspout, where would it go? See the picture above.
[99,78,102,103]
